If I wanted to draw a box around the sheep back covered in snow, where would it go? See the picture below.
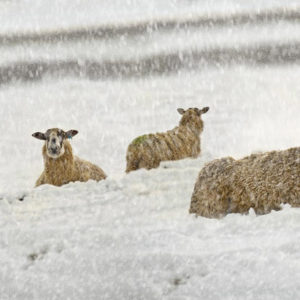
[33,128,106,187]
[126,107,209,172]
[190,147,300,218]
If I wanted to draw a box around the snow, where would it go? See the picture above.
[2,21,300,65]
[1,65,300,299]
[1,0,300,34]
[1,168,300,299]
[1,1,300,299]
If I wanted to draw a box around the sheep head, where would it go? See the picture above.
[32,128,78,159]
[177,107,209,131]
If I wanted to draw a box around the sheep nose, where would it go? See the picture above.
[51,148,58,154]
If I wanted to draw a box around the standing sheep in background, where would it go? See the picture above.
[190,147,300,218]
[32,128,106,187]
[126,107,209,172]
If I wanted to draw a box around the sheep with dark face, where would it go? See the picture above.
[32,128,106,187]
[126,107,209,172]
[190,147,300,218]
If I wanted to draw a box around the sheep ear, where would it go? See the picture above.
[32,132,46,140]
[177,108,185,115]
[200,107,209,114]
[65,130,78,139]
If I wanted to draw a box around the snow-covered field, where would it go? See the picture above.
[1,0,300,34]
[1,1,300,299]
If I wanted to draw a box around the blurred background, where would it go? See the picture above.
[1,0,300,193]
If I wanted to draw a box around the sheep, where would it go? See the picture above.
[190,147,300,218]
[32,128,106,187]
[126,107,209,172]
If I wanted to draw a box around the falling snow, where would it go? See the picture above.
[1,1,300,299]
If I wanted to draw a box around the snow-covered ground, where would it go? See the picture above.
[1,1,300,299]
[1,169,300,300]
[2,21,300,65]
[1,0,300,34]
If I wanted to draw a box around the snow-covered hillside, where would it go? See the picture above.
[1,166,300,300]
[1,1,300,299]
[1,0,300,34]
